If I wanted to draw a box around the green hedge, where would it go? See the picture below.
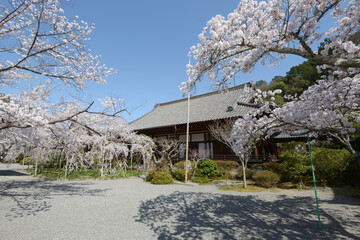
[313,148,354,185]
[279,145,358,186]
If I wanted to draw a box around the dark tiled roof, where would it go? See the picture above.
[272,131,308,139]
[130,83,257,131]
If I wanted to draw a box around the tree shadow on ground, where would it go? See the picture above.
[136,191,360,240]
[0,170,29,176]
[0,179,109,220]
[327,187,360,207]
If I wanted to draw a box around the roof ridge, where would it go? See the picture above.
[128,104,159,125]
[129,81,255,128]
[155,82,250,107]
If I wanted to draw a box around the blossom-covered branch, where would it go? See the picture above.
[183,0,359,90]
[0,0,114,88]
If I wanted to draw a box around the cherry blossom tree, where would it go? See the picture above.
[0,0,116,131]
[0,0,113,88]
[184,0,359,90]
[0,108,152,177]
[208,119,237,150]
[153,138,183,170]
[185,0,360,172]
[0,1,152,176]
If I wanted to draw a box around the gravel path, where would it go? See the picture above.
[1,163,359,240]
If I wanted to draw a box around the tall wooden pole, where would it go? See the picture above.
[185,86,190,183]
[185,57,191,183]
[307,133,321,229]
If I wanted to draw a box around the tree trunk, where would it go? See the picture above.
[168,155,173,170]
[344,144,360,167]
[64,155,69,180]
[241,161,247,188]
[130,152,133,171]
[35,158,38,176]
[110,160,112,173]
[335,135,360,167]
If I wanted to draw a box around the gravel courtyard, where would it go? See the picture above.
[1,163,359,240]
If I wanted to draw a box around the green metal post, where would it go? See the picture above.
[307,133,322,230]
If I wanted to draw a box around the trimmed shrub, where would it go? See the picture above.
[151,171,173,185]
[313,148,353,185]
[197,159,219,178]
[171,169,186,182]
[252,170,280,188]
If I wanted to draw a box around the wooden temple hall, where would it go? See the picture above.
[130,83,289,163]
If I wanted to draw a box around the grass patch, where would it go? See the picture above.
[197,179,224,185]
[277,182,300,189]
[27,168,142,180]
[218,184,267,192]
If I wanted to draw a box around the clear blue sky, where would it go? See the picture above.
[57,0,315,122]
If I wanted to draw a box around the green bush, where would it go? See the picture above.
[18,157,34,165]
[252,162,288,182]
[278,142,358,186]
[219,167,231,180]
[196,159,219,178]
[236,167,254,180]
[171,169,186,182]
[262,162,286,174]
[145,169,157,182]
[252,170,280,188]
[214,161,239,180]
[313,148,353,185]
[280,149,312,184]
[150,171,173,185]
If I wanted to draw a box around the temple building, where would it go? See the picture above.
[130,82,293,163]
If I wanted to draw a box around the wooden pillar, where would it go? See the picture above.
[272,143,277,161]
[262,144,266,161]
[254,147,258,161]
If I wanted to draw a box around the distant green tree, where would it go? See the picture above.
[258,61,321,106]
[255,80,267,89]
